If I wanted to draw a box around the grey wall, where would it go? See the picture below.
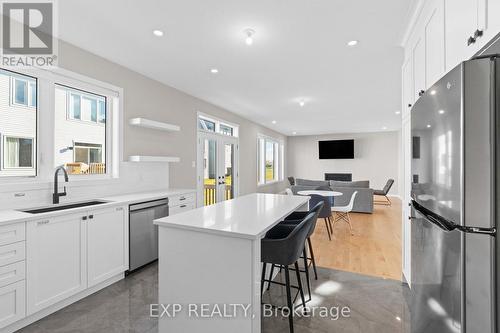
[58,41,287,195]
[287,131,400,196]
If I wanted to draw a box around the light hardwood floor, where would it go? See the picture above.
[310,197,402,281]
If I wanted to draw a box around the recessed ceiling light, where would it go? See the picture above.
[427,124,432,128]
[382,126,388,130]
[292,131,297,135]
[210,68,219,74]
[299,100,305,107]
[347,40,358,46]
[438,109,445,114]
[244,28,256,45]
[152,29,164,37]
[271,120,277,124]
[430,90,437,95]
[395,111,401,115]
[396,316,401,322]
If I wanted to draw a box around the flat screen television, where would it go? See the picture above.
[318,140,354,159]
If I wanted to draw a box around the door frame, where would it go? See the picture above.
[196,131,239,207]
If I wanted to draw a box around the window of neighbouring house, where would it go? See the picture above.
[12,76,37,108]
[55,85,107,175]
[257,135,285,185]
[3,136,34,168]
[0,69,37,177]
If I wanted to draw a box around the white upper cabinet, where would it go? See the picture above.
[412,38,426,100]
[445,0,480,70]
[402,57,414,119]
[424,0,446,87]
[445,0,500,71]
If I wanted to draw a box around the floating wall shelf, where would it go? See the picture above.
[129,118,180,132]
[128,156,180,163]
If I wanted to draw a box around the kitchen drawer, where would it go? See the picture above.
[0,223,25,247]
[0,280,25,329]
[169,193,196,207]
[169,202,195,216]
[0,242,25,267]
[0,261,25,288]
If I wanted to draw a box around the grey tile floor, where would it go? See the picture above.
[18,263,410,333]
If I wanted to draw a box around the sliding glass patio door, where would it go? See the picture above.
[198,133,238,206]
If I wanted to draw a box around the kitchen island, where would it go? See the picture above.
[154,193,309,333]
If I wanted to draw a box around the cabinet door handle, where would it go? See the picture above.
[89,215,94,220]
[418,90,425,96]
[116,207,123,211]
[82,216,88,221]
[179,197,186,201]
[37,220,49,225]
[474,29,483,39]
[467,36,476,46]
[180,205,187,208]
[408,104,412,108]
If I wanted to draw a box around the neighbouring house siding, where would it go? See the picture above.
[0,70,37,176]
[54,87,106,168]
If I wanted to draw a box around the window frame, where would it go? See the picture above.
[0,65,122,186]
[10,75,37,109]
[2,135,35,170]
[73,142,104,164]
[257,134,285,186]
[63,86,106,126]
[197,113,239,138]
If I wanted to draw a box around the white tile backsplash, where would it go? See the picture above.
[0,162,170,210]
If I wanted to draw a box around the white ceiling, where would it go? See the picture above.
[58,0,412,136]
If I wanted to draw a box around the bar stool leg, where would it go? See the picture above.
[324,218,332,240]
[261,263,267,297]
[267,264,275,291]
[284,267,295,333]
[307,238,318,280]
[294,262,307,309]
[302,249,312,300]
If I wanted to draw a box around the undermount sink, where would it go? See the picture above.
[20,200,110,214]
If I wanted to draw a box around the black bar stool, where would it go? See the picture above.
[261,212,315,333]
[278,200,324,300]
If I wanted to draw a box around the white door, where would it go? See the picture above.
[26,214,87,315]
[87,206,127,287]
[198,133,239,206]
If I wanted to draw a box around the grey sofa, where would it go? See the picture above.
[290,178,374,213]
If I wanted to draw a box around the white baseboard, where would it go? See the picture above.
[1,273,124,333]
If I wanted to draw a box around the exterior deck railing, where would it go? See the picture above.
[65,162,106,175]
[204,184,233,206]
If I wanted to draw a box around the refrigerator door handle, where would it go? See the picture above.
[410,200,496,236]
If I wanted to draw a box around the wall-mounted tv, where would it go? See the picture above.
[318,140,354,159]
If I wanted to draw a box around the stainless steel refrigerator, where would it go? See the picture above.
[410,50,499,331]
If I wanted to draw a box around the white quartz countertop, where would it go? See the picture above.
[0,188,195,226]
[154,193,309,239]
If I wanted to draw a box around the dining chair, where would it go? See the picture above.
[331,191,358,235]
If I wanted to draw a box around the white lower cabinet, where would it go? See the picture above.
[26,213,87,315]
[0,280,25,329]
[87,206,127,287]
[169,202,196,216]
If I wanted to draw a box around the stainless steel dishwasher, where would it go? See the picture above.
[128,198,168,272]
